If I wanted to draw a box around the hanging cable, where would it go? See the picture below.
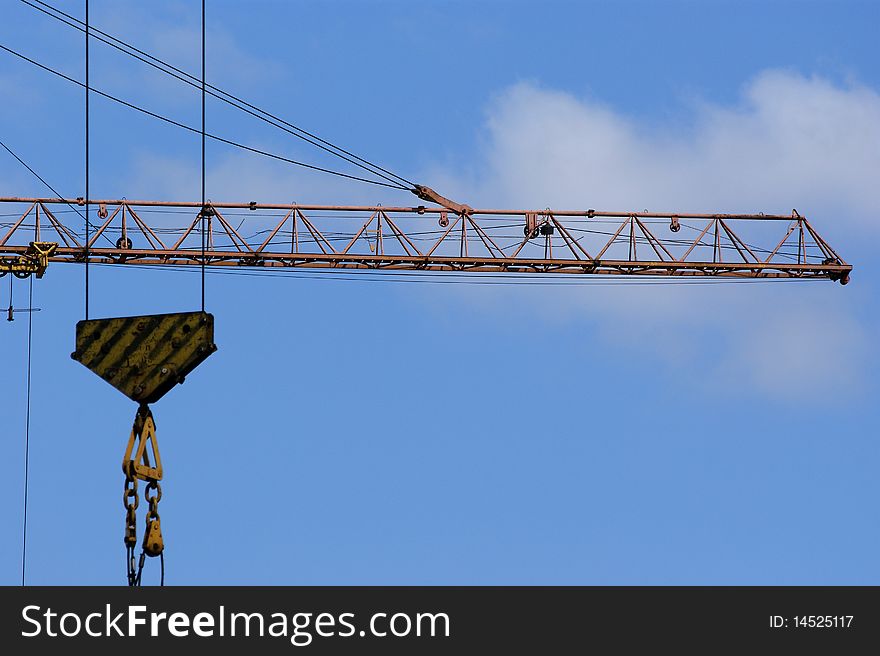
[200,0,206,312]
[84,0,90,320]
[0,44,409,191]
[21,0,416,190]
[0,138,114,246]
[21,276,34,585]
[90,261,820,287]
[0,139,77,205]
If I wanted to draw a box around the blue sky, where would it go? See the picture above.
[1,0,878,584]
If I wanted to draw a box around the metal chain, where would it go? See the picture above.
[123,405,164,586]
[143,480,163,558]
[123,468,139,586]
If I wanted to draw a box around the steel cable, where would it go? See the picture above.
[0,44,408,191]
[20,0,416,190]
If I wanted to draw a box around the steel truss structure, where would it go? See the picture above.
[0,197,851,282]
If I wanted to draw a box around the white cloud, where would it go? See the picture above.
[433,71,880,224]
[422,71,879,401]
[718,301,868,401]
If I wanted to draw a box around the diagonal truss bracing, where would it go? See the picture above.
[0,197,852,283]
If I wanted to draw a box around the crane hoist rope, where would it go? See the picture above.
[71,311,218,586]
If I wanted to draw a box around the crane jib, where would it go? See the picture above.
[0,198,853,285]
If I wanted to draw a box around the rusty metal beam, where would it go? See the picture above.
[0,197,852,283]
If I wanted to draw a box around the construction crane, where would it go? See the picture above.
[1,193,851,587]
[1,0,854,588]
[0,197,852,282]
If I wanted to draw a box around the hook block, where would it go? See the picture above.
[71,311,217,403]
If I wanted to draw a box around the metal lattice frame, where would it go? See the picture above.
[0,197,852,282]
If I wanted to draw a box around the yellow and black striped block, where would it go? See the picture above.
[71,311,217,404]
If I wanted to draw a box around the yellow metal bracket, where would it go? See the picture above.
[0,241,57,278]
[123,404,163,482]
[123,404,165,573]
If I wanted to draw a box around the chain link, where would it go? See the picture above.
[123,404,165,586]
[124,467,139,585]
[142,480,164,558]
[123,476,139,543]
